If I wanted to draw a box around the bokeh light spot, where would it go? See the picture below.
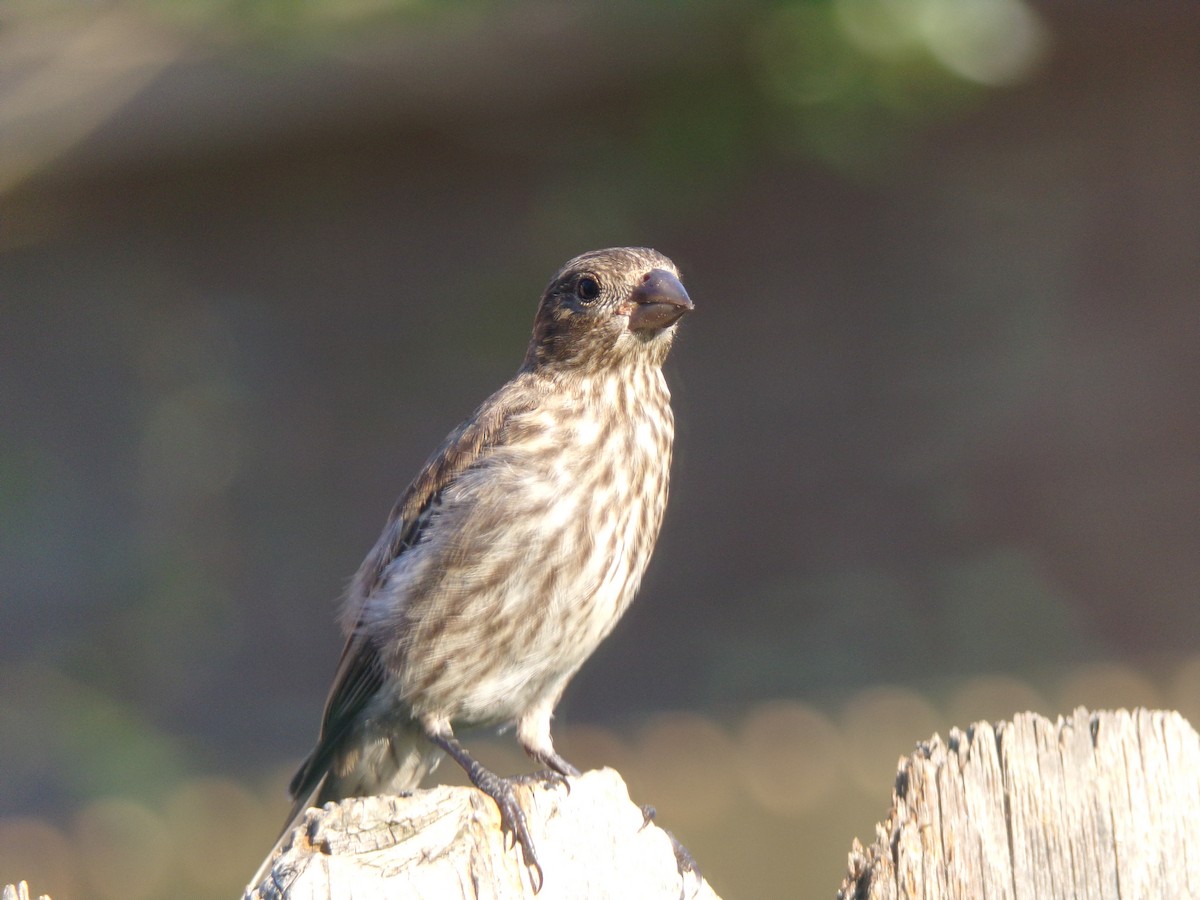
[0,819,77,900]
[75,798,171,900]
[1057,662,1162,714]
[947,674,1046,729]
[629,712,737,829]
[917,0,1049,86]
[165,777,271,893]
[840,686,941,795]
[737,700,842,817]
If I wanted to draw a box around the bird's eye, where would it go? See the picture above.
[575,276,601,302]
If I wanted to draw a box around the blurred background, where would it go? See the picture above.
[2,1,1198,897]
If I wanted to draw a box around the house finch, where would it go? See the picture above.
[254,247,692,890]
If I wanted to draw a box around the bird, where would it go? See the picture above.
[250,247,692,892]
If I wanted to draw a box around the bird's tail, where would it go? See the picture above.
[244,723,443,897]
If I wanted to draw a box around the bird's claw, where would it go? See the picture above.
[476,771,545,892]
[528,750,581,779]
[640,803,657,830]
[430,733,551,891]
[665,829,700,877]
[513,768,573,794]
[638,804,699,879]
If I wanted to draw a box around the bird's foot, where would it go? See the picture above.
[519,747,580,793]
[472,768,545,891]
[431,732,545,891]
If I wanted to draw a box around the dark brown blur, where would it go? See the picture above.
[1,3,1198,898]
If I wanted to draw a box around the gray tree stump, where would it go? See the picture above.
[246,767,719,900]
[839,707,1200,899]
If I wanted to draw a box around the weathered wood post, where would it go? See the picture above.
[1,884,49,900]
[245,767,719,900]
[839,707,1200,899]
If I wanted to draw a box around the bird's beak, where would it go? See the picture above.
[628,269,693,332]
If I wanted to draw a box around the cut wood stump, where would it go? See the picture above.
[839,707,1200,899]
[1,884,50,900]
[245,767,719,900]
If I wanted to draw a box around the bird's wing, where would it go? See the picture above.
[288,386,536,802]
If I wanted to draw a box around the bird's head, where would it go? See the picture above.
[524,247,693,372]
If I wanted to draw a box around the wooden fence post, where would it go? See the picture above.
[246,767,719,900]
[839,707,1200,899]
